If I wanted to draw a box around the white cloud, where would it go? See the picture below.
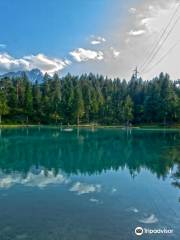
[85,0,180,79]
[0,53,70,76]
[0,53,29,72]
[91,40,102,45]
[24,54,71,75]
[70,182,101,195]
[110,47,120,58]
[129,29,146,36]
[0,170,69,189]
[140,17,151,26]
[90,36,106,45]
[139,214,158,224]
[132,0,180,78]
[0,44,6,49]
[129,8,137,14]
[2,1,179,80]
[70,48,104,62]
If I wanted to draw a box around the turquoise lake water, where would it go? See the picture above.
[0,127,179,240]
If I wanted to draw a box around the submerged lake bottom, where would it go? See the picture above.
[0,127,179,240]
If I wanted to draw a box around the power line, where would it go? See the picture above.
[142,40,180,74]
[141,14,180,73]
[139,2,180,72]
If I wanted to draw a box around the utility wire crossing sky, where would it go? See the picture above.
[0,0,180,80]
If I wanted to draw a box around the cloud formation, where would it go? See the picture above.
[0,53,70,76]
[0,53,29,73]
[1,1,180,80]
[129,7,137,14]
[90,36,106,45]
[82,0,180,79]
[24,54,71,75]
[110,47,120,58]
[70,48,104,62]
[130,0,180,79]
[128,29,146,36]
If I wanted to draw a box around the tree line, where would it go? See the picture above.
[0,128,179,186]
[0,72,180,125]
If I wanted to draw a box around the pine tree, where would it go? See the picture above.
[122,95,134,126]
[0,92,9,124]
[0,71,179,125]
[73,85,84,125]
[24,81,33,122]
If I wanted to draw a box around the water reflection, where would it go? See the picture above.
[0,127,179,188]
[0,169,69,189]
[0,128,180,240]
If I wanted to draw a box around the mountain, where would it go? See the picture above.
[0,69,44,83]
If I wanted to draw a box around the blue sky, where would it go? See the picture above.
[0,0,180,79]
[0,0,123,57]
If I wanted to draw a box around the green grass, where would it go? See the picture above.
[1,123,180,130]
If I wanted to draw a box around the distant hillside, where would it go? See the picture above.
[0,69,44,83]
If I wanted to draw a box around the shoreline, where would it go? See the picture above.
[0,124,180,130]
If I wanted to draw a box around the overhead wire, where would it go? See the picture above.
[141,15,180,73]
[142,40,180,74]
[139,2,180,73]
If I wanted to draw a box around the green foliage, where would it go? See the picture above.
[122,95,133,125]
[0,92,9,123]
[0,72,180,125]
[73,84,84,124]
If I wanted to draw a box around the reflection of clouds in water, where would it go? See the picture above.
[70,182,101,195]
[111,188,117,193]
[0,193,8,199]
[0,170,69,189]
[1,226,11,233]
[126,208,158,224]
[89,198,103,204]
[16,233,28,239]
[139,214,158,224]
[128,207,139,213]
[89,198,99,203]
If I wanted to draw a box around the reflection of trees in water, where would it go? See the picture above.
[172,167,180,189]
[0,128,179,183]
[164,146,180,189]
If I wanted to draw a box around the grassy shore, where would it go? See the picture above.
[0,123,180,129]
[0,124,39,128]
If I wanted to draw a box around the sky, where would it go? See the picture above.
[0,0,180,80]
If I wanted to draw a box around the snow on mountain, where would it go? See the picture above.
[0,69,44,83]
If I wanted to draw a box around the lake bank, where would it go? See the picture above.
[0,123,180,130]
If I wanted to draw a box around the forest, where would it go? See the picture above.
[0,72,180,125]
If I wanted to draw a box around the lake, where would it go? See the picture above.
[0,127,179,240]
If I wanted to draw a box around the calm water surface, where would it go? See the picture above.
[0,127,179,240]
